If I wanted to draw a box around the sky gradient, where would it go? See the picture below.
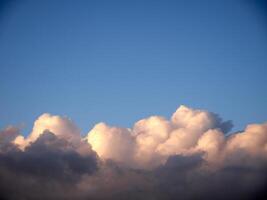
[0,0,267,135]
[1,1,267,200]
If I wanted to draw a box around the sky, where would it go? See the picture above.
[1,1,267,199]
[0,0,267,136]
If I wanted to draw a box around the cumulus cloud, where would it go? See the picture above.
[87,105,233,168]
[87,123,135,166]
[0,105,267,200]
[0,126,20,152]
[13,113,81,149]
[0,126,20,145]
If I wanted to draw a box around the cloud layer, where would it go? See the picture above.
[1,105,267,200]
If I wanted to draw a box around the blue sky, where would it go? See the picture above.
[0,0,267,135]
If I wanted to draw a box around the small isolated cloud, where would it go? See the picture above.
[0,105,267,200]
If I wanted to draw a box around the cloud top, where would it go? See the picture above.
[87,105,234,169]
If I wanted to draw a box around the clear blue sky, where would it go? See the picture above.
[0,0,267,135]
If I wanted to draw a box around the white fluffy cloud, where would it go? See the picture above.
[86,105,235,169]
[1,104,267,200]
[85,105,267,170]
[13,113,80,149]
[10,105,267,171]
[87,123,135,165]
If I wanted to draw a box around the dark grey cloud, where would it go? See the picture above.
[0,131,98,200]
[74,154,267,200]
[152,155,267,200]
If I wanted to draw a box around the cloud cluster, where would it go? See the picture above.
[0,105,267,200]
[87,105,234,168]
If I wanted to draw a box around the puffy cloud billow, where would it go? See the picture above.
[0,105,267,200]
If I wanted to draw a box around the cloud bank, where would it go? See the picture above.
[1,105,267,200]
